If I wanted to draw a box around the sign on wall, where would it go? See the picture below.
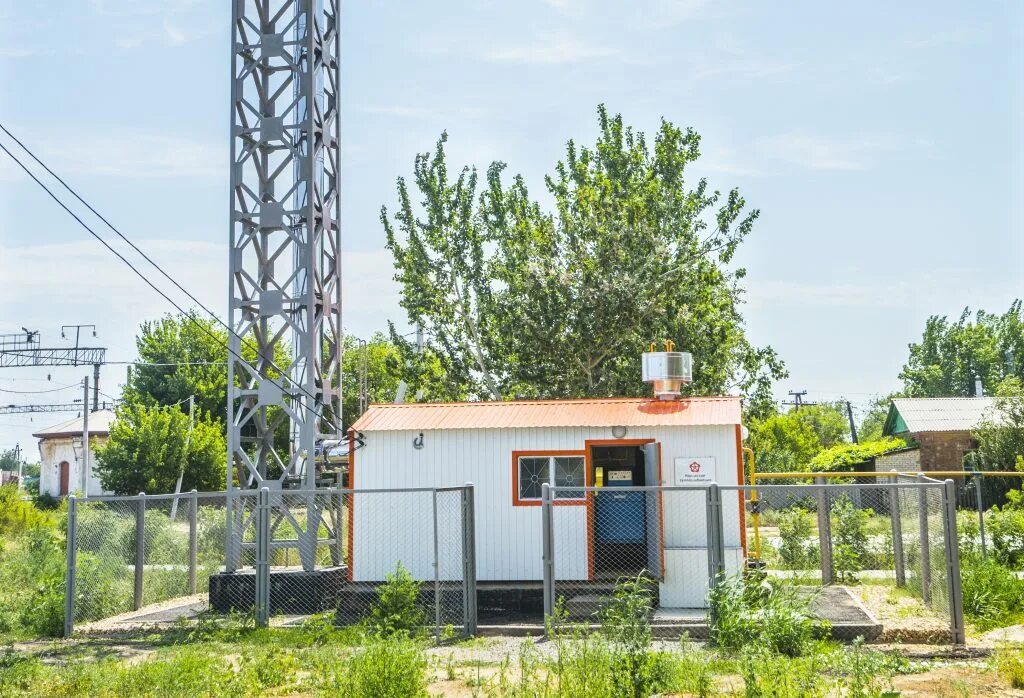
[673,457,716,485]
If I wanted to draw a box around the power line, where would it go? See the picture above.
[0,382,81,394]
[0,131,332,424]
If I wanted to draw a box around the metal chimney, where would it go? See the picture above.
[642,341,693,400]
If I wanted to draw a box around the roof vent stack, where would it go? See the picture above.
[642,341,693,401]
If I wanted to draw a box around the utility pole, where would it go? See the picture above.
[81,376,89,495]
[170,395,195,520]
[845,401,859,444]
[15,443,22,492]
[784,390,809,411]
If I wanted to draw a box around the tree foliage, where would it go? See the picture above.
[900,301,1024,398]
[341,332,455,426]
[123,313,230,422]
[809,436,908,472]
[971,377,1024,472]
[748,404,850,473]
[383,106,785,409]
[95,403,226,494]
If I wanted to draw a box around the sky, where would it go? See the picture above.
[0,0,1022,456]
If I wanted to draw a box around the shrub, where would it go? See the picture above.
[960,558,1024,630]
[740,648,829,697]
[957,509,982,562]
[367,563,426,637]
[708,575,825,658]
[340,636,428,697]
[831,496,870,583]
[997,644,1024,689]
[777,509,815,570]
[0,485,54,535]
[0,526,66,638]
[988,507,1024,569]
[597,573,673,698]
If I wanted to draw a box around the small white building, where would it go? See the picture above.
[348,396,746,608]
[34,409,115,498]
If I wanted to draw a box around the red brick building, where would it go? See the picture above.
[881,397,998,472]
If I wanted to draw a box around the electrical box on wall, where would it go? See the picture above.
[672,457,716,485]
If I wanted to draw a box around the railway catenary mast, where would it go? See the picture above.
[225,0,342,572]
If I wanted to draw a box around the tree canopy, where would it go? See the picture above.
[900,301,1024,398]
[95,403,226,494]
[122,313,229,422]
[341,332,455,426]
[383,105,785,412]
[747,404,850,473]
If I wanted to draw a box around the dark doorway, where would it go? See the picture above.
[591,445,647,578]
[59,461,70,496]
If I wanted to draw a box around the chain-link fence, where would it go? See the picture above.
[65,485,476,641]
[542,478,965,644]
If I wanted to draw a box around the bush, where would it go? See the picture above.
[340,636,427,697]
[708,575,826,658]
[367,563,426,637]
[0,526,66,638]
[988,506,1024,569]
[997,644,1024,689]
[960,558,1024,630]
[831,496,870,583]
[777,509,815,570]
[0,485,54,534]
[596,573,674,698]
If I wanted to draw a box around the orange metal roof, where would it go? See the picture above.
[351,396,741,432]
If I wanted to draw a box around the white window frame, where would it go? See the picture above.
[516,454,586,502]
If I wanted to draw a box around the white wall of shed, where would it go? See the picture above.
[38,436,109,498]
[351,424,742,583]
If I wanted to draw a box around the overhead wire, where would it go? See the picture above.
[0,129,335,426]
[0,382,81,394]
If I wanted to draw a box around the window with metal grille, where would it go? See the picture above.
[516,454,585,501]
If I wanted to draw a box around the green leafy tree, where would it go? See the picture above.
[971,377,1024,471]
[123,313,229,421]
[342,332,459,426]
[95,403,226,494]
[383,105,785,408]
[748,404,850,472]
[857,394,901,442]
[900,301,1024,397]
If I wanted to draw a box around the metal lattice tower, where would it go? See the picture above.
[226,0,342,572]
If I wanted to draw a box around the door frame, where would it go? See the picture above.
[583,438,664,581]
[58,461,70,496]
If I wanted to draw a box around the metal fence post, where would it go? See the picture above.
[917,474,932,604]
[815,477,833,585]
[188,489,198,595]
[942,479,966,645]
[888,476,905,587]
[255,487,271,627]
[432,488,441,643]
[461,483,477,637]
[974,471,987,559]
[64,494,78,638]
[541,483,555,625]
[134,492,146,611]
[706,483,725,588]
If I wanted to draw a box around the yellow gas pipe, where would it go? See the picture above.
[743,446,762,561]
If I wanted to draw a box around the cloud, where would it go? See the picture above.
[756,131,893,172]
[0,129,225,181]
[638,0,710,30]
[484,32,618,64]
[0,47,38,58]
[0,239,404,348]
[745,267,1015,310]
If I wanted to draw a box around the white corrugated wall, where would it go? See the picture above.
[351,424,742,583]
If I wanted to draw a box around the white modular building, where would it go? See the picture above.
[348,396,747,609]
